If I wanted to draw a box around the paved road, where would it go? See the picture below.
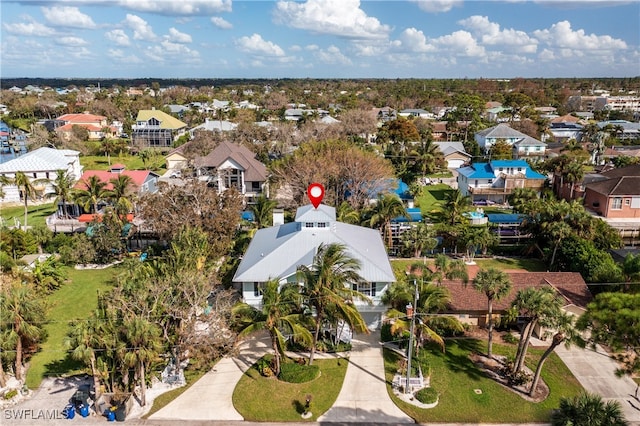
[555,344,640,425]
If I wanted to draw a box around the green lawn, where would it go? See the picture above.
[25,267,117,389]
[233,357,348,422]
[79,153,166,172]
[1,202,56,228]
[414,184,452,217]
[384,339,583,423]
[391,257,546,277]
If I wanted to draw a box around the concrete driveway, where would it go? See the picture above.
[555,344,640,424]
[318,332,413,424]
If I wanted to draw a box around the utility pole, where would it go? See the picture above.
[405,279,419,394]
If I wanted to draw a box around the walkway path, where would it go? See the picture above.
[555,344,640,425]
[318,332,413,424]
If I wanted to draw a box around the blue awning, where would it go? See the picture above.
[486,213,527,224]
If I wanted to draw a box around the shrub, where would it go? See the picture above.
[415,387,438,404]
[380,323,393,343]
[502,332,519,344]
[4,389,18,400]
[278,362,320,383]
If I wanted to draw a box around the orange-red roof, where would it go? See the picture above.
[58,113,106,123]
[78,213,134,223]
[74,169,154,191]
[56,123,103,132]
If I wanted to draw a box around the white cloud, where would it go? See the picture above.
[236,34,285,57]
[3,19,56,37]
[108,48,143,63]
[166,28,192,43]
[58,36,88,47]
[41,6,96,29]
[211,17,233,30]
[274,0,391,39]
[124,14,157,41]
[67,47,93,59]
[117,0,232,15]
[410,0,462,13]
[397,28,437,53]
[432,30,486,57]
[458,16,537,53]
[314,45,352,65]
[533,20,627,51]
[105,29,130,46]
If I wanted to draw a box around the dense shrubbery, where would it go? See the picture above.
[279,362,320,383]
[415,386,438,404]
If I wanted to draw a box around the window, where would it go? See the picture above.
[305,222,314,228]
[612,197,623,210]
[488,179,493,184]
[625,199,631,206]
[317,222,327,228]
[253,282,262,297]
[354,282,376,297]
[517,168,522,172]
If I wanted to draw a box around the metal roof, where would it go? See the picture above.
[233,204,395,283]
[0,147,78,173]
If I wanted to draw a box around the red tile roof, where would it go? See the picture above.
[440,271,591,313]
[58,113,106,123]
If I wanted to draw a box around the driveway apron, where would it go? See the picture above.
[555,344,640,424]
[318,332,414,424]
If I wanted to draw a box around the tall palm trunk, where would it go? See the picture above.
[529,332,564,396]
[15,333,23,381]
[514,320,536,374]
[309,312,324,365]
[90,353,101,403]
[487,299,494,358]
[271,333,281,376]
[139,362,147,406]
[0,350,6,388]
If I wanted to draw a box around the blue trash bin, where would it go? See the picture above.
[63,404,75,419]
[79,404,89,417]
[106,410,115,422]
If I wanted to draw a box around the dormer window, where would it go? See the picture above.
[317,222,327,228]
[305,222,314,228]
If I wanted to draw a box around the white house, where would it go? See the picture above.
[457,160,546,205]
[475,123,546,155]
[232,203,396,329]
[433,141,472,169]
[0,147,82,204]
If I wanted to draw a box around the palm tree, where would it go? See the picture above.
[65,316,104,403]
[75,175,108,214]
[472,268,512,358]
[0,281,47,381]
[509,287,563,374]
[107,174,134,215]
[431,254,468,286]
[460,226,498,262]
[411,140,444,176]
[337,201,361,225]
[120,317,162,406]
[437,189,471,226]
[297,243,371,365]
[11,171,47,230]
[400,222,437,258]
[47,169,75,219]
[231,280,312,376]
[250,194,277,229]
[551,392,628,426]
[563,160,584,200]
[368,194,408,249]
[384,279,462,353]
[529,312,581,397]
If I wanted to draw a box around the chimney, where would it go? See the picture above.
[273,208,284,226]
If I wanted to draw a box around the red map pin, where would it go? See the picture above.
[307,183,325,209]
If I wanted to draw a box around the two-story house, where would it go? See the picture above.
[475,123,546,156]
[0,147,83,207]
[132,109,187,149]
[583,165,640,241]
[54,113,113,141]
[193,141,268,205]
[232,203,395,329]
[457,160,546,205]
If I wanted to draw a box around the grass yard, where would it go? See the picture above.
[391,257,546,278]
[25,266,117,389]
[79,153,166,172]
[233,357,348,422]
[1,202,56,228]
[384,339,583,423]
[414,184,452,217]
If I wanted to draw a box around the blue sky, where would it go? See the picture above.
[2,0,639,79]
